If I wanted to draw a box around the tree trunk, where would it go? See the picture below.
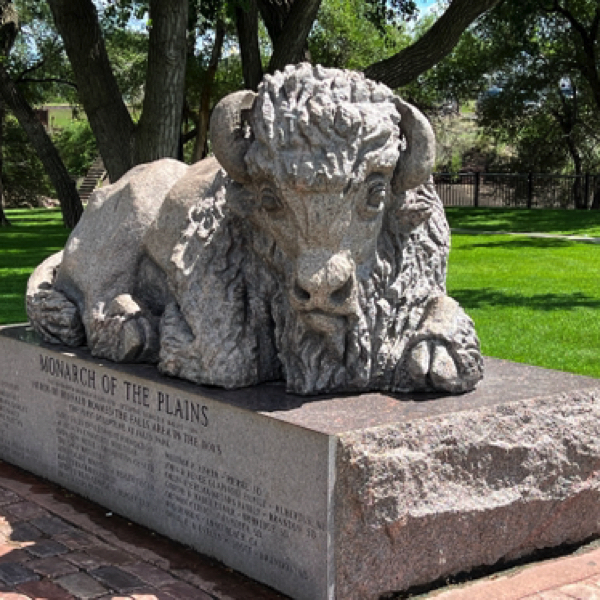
[47,0,135,182]
[364,0,501,88]
[236,0,263,91]
[552,92,585,209]
[267,0,322,73]
[0,200,8,226]
[570,154,585,209]
[0,96,8,226]
[134,0,188,165]
[591,177,600,210]
[0,65,83,227]
[193,21,225,163]
[256,0,292,45]
[0,191,9,226]
[564,136,585,209]
[0,1,16,226]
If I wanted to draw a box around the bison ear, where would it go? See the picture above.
[210,90,257,184]
[391,98,436,193]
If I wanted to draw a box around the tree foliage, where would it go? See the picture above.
[308,0,411,70]
[2,114,53,205]
[0,0,515,224]
[54,119,98,178]
[0,0,82,226]
[397,0,600,207]
[474,0,600,181]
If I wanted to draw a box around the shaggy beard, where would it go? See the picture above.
[274,275,396,396]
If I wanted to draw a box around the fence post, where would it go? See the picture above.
[527,172,533,209]
[474,171,480,207]
[585,173,591,209]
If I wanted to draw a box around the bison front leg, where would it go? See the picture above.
[87,295,159,363]
[26,252,86,346]
[406,296,483,393]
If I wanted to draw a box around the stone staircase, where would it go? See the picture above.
[78,155,108,203]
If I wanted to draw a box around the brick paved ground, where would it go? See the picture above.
[425,545,600,599]
[1,458,600,600]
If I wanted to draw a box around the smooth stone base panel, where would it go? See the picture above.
[2,324,600,600]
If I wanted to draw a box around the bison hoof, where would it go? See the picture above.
[27,288,85,346]
[26,251,85,346]
[90,295,159,363]
[405,295,483,393]
[407,339,467,393]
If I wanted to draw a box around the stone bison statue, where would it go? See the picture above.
[27,64,483,396]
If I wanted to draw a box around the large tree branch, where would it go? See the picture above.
[550,2,600,110]
[552,3,590,40]
[364,0,501,88]
[18,77,77,89]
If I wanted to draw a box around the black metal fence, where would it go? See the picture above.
[434,172,600,209]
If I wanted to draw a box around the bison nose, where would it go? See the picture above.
[293,251,355,312]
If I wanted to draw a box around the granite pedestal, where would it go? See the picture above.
[1,324,600,600]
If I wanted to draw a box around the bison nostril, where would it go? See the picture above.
[330,277,353,306]
[294,281,311,303]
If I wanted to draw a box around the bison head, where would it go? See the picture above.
[210,64,435,333]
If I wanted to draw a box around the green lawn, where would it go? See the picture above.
[47,106,74,130]
[2,207,600,379]
[0,208,69,324]
[448,233,600,378]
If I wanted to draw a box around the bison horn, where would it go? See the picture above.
[210,90,257,184]
[391,98,436,193]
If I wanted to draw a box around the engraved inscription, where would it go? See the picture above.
[0,379,27,462]
[161,449,324,579]
[20,350,328,586]
[0,379,25,427]
[54,381,156,509]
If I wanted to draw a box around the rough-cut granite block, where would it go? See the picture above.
[2,324,600,600]
[335,393,600,598]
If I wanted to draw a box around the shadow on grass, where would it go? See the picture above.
[0,228,68,244]
[0,249,62,271]
[450,288,600,311]
[446,207,600,236]
[457,237,578,250]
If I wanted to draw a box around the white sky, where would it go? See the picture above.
[415,0,442,14]
[416,0,439,8]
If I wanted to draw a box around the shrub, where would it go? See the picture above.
[53,119,98,178]
[3,115,53,207]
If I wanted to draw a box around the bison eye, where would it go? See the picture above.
[364,179,387,215]
[260,189,284,216]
